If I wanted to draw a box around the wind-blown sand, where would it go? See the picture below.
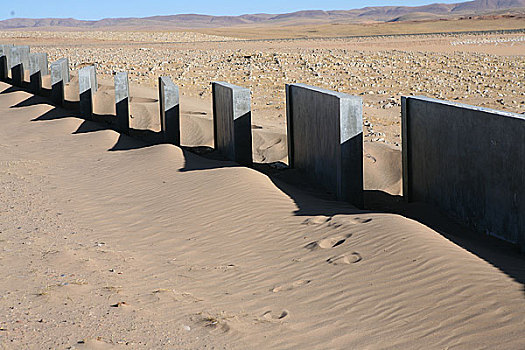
[0,81,524,349]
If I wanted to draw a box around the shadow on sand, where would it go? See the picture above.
[4,82,524,295]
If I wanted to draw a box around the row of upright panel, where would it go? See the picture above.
[0,44,42,89]
[210,82,365,207]
[0,46,180,143]
[1,43,522,251]
[0,44,67,99]
[0,46,365,208]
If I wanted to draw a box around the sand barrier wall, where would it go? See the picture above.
[50,57,70,106]
[0,43,523,250]
[0,44,12,80]
[212,81,253,166]
[114,72,130,133]
[159,76,180,146]
[286,84,363,208]
[402,96,525,250]
[29,52,48,94]
[9,45,30,87]
[79,65,97,117]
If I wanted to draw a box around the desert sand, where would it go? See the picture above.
[0,17,524,349]
[0,75,524,349]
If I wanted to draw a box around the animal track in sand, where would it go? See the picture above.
[262,310,289,321]
[305,234,352,251]
[327,252,362,265]
[271,279,311,293]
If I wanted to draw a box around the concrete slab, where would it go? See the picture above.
[50,58,69,106]
[286,83,363,207]
[114,72,130,133]
[0,44,13,81]
[212,82,253,166]
[9,45,30,87]
[29,52,48,94]
[79,65,97,117]
[402,96,525,251]
[159,76,180,146]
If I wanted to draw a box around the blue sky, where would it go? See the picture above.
[1,0,464,20]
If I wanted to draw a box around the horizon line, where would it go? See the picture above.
[0,0,472,22]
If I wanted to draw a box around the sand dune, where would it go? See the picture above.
[0,81,523,349]
[59,76,400,190]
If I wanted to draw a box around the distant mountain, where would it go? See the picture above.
[453,0,525,11]
[0,0,524,30]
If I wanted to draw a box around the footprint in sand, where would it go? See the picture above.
[262,310,289,321]
[302,216,331,226]
[271,279,311,293]
[199,315,231,333]
[365,153,377,163]
[328,216,372,228]
[305,234,352,251]
[352,217,372,224]
[327,252,362,265]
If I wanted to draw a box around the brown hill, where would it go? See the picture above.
[0,0,524,30]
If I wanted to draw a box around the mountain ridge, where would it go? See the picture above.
[1,0,524,29]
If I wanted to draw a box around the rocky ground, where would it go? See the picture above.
[1,30,524,146]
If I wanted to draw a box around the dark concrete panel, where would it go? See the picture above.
[50,58,69,106]
[159,76,180,146]
[115,72,130,134]
[9,46,30,87]
[79,65,97,118]
[286,83,363,207]
[402,96,525,250]
[0,44,13,81]
[212,82,252,166]
[29,53,48,94]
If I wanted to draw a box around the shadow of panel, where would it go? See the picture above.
[29,72,42,95]
[365,189,525,293]
[39,86,51,99]
[73,120,109,134]
[62,99,79,111]
[79,89,93,118]
[30,107,73,122]
[11,94,51,108]
[129,128,163,145]
[51,81,64,106]
[91,112,116,126]
[254,162,359,217]
[0,84,22,95]
[0,57,7,80]
[116,98,130,134]
[11,64,24,87]
[341,133,364,208]
[108,133,151,152]
[178,147,239,172]
[233,110,253,167]
[164,104,180,146]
